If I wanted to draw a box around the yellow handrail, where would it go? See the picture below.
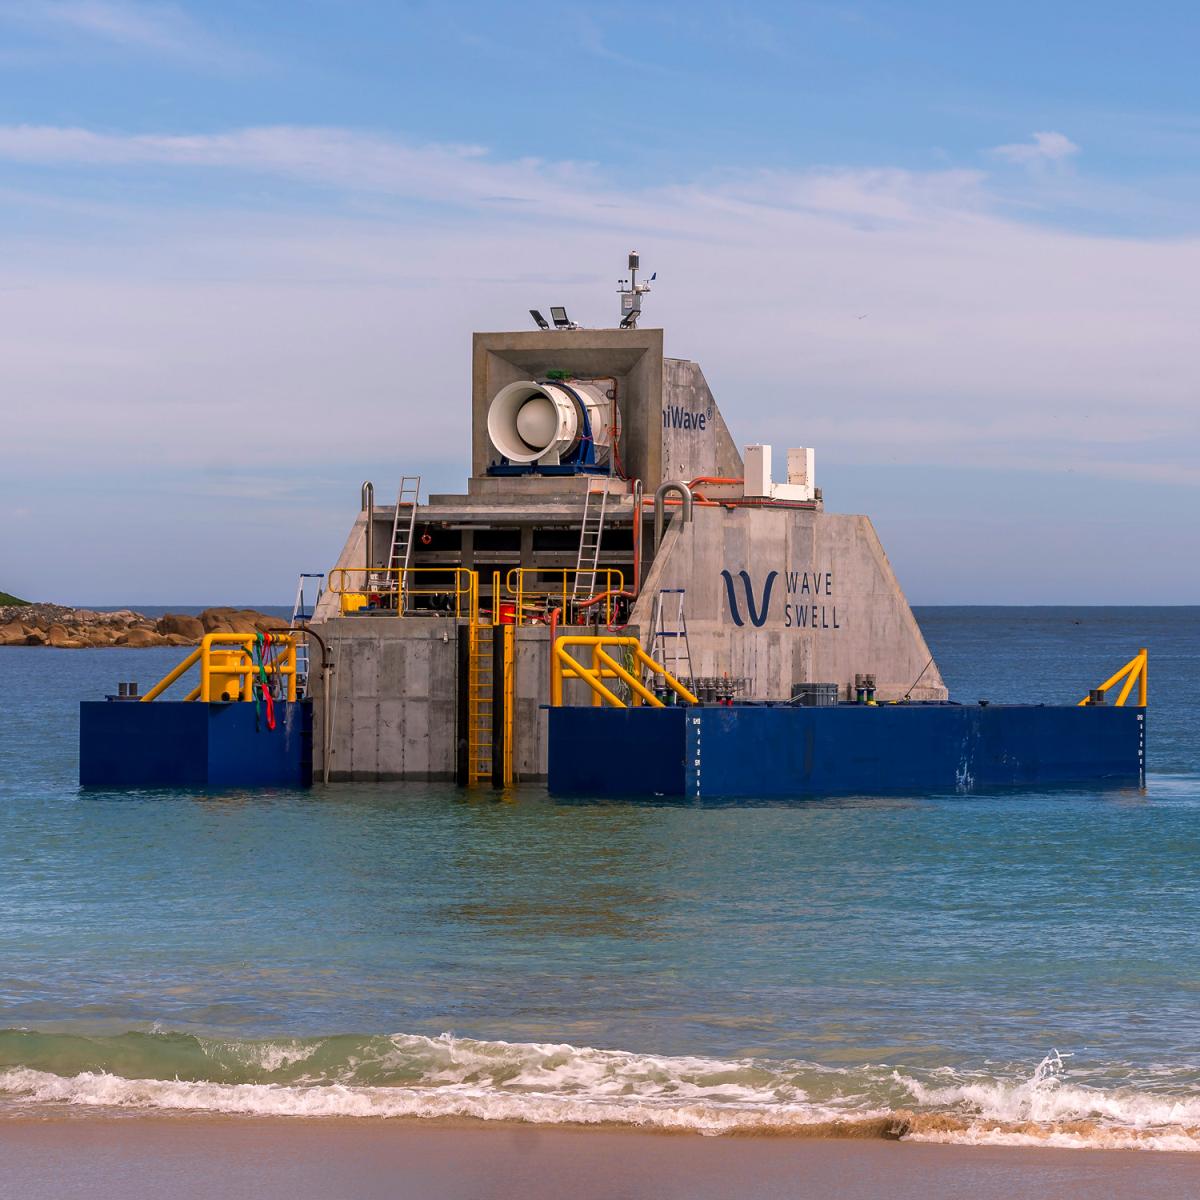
[328,566,477,618]
[505,568,626,625]
[139,645,202,702]
[551,635,698,708]
[141,633,298,703]
[1078,648,1147,707]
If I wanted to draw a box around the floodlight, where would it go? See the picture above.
[529,309,550,330]
[550,306,571,329]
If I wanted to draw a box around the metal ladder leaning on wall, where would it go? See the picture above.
[383,475,421,611]
[290,572,324,691]
[650,588,694,692]
[572,479,609,610]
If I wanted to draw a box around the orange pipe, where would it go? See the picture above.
[641,495,720,507]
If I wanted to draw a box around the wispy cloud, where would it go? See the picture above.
[0,123,996,237]
[0,1,255,67]
[992,130,1080,164]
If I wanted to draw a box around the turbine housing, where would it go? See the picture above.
[486,379,619,469]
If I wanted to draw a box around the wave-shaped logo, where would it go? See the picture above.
[720,569,778,628]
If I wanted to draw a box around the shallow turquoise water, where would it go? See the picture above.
[0,608,1198,1145]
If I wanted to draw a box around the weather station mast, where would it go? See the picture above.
[617,250,654,328]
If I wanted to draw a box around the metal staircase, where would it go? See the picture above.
[650,588,694,691]
[383,475,421,610]
[290,572,324,690]
[572,480,609,606]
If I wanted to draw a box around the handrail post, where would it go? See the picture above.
[591,642,601,706]
[200,634,213,702]
[551,643,564,706]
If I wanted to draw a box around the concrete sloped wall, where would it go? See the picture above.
[631,505,946,702]
[313,515,366,622]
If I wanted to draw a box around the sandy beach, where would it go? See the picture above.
[2,1116,1198,1200]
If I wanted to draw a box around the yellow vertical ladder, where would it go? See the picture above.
[501,622,515,785]
[465,620,516,788]
[467,622,494,783]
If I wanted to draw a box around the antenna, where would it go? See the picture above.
[617,249,652,328]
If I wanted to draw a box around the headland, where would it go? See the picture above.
[0,603,287,649]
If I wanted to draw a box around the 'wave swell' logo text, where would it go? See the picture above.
[720,570,778,628]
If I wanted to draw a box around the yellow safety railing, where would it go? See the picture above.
[140,633,298,703]
[328,566,477,618]
[1078,648,1148,708]
[551,635,698,708]
[505,568,626,625]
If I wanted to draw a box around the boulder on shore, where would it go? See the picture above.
[0,621,44,646]
[118,627,168,648]
[47,624,87,649]
[157,613,205,641]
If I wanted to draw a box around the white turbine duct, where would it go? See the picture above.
[487,380,619,467]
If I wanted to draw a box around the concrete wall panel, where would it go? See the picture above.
[312,617,458,781]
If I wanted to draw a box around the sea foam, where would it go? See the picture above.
[2,1031,1199,1151]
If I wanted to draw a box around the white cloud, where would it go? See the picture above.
[992,130,1080,164]
[0,123,1197,599]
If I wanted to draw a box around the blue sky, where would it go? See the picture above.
[1,1,1198,604]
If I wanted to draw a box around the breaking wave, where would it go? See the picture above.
[2,1030,1200,1150]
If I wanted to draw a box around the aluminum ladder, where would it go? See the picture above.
[650,588,694,691]
[290,572,324,691]
[385,475,421,610]
[572,479,610,607]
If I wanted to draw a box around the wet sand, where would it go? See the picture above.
[2,1115,1198,1199]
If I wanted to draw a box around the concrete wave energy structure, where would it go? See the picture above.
[79,253,1147,794]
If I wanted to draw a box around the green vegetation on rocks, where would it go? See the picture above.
[0,591,29,606]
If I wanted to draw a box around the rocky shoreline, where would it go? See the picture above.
[0,604,291,648]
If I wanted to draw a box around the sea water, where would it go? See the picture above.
[0,607,1197,1150]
